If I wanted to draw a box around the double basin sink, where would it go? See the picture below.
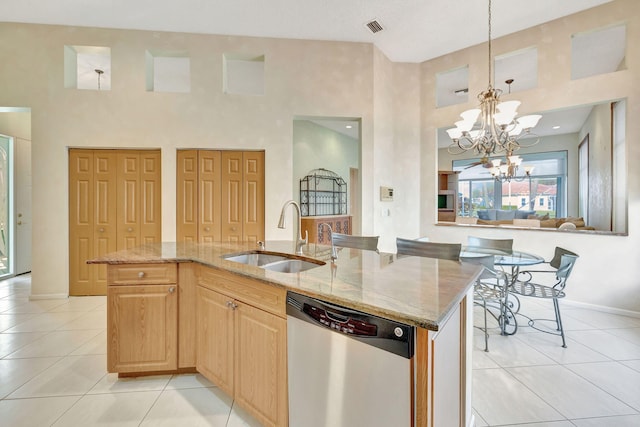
[223,250,325,273]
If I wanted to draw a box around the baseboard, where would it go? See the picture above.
[564,299,640,319]
[29,293,69,301]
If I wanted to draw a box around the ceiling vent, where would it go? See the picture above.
[366,20,384,34]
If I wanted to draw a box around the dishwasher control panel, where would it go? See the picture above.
[286,291,414,358]
[303,303,378,337]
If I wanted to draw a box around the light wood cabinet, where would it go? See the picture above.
[107,263,178,373]
[197,266,288,427]
[69,149,161,295]
[301,215,352,244]
[177,150,265,244]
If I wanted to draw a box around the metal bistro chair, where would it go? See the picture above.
[396,238,461,261]
[464,255,509,351]
[465,236,519,341]
[332,232,379,252]
[467,236,513,255]
[511,247,579,348]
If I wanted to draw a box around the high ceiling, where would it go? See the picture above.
[3,0,612,63]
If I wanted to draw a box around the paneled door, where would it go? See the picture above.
[69,149,118,295]
[177,150,263,243]
[69,149,161,295]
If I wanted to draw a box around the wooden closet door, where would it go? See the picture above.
[69,149,117,295]
[69,149,95,295]
[199,151,222,243]
[177,150,198,243]
[139,150,162,245]
[93,151,118,289]
[242,151,265,242]
[221,151,243,243]
[117,152,140,250]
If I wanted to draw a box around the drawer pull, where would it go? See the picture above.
[138,271,145,278]
[226,300,238,310]
[99,227,105,232]
[169,286,176,293]
[127,227,133,232]
[204,227,210,232]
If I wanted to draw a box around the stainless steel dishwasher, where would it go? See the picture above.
[286,292,414,427]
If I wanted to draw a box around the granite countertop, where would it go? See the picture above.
[89,241,481,331]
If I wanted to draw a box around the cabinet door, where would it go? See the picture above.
[107,284,177,373]
[221,151,243,243]
[196,286,234,397]
[117,151,140,249]
[177,150,199,243]
[139,150,162,245]
[69,149,118,295]
[199,150,222,243]
[242,151,265,243]
[235,302,288,427]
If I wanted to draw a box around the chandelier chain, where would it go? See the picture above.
[488,0,493,89]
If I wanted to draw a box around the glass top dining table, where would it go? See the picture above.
[461,247,545,267]
[461,247,545,335]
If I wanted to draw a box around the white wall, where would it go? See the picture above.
[422,0,640,314]
[0,23,378,298]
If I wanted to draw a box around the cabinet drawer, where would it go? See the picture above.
[198,266,286,318]
[108,263,177,285]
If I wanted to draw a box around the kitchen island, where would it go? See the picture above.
[90,241,481,427]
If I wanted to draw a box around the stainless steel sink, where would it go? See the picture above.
[222,250,325,273]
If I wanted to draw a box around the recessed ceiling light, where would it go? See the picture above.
[346,125,353,129]
[552,125,561,129]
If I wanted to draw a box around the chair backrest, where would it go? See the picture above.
[396,238,461,261]
[556,254,579,280]
[467,236,513,254]
[332,233,379,251]
[549,246,579,270]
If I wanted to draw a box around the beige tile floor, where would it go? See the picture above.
[1,274,640,426]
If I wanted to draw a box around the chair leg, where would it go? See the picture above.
[483,300,489,352]
[553,298,567,348]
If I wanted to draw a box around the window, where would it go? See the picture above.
[453,151,567,218]
[436,66,469,107]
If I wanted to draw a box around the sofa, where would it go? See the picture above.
[475,209,595,230]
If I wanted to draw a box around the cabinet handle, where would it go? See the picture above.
[231,227,237,232]
[204,227,210,232]
[99,228,105,232]
[17,221,22,225]
[138,271,145,278]
[127,227,133,232]
[226,300,238,310]
[168,286,176,293]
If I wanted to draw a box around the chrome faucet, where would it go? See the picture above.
[278,200,308,255]
[319,222,338,261]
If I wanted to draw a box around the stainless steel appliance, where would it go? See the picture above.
[286,292,414,427]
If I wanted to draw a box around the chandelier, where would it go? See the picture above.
[489,155,534,182]
[446,0,541,157]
